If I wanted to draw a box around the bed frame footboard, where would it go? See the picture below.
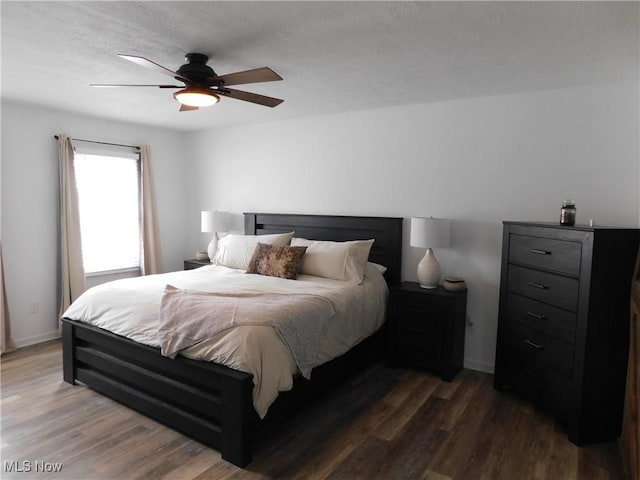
[62,319,255,466]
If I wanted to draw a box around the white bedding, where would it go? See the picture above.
[62,262,388,417]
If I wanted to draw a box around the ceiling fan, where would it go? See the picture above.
[91,53,284,111]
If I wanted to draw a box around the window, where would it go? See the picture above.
[74,146,142,275]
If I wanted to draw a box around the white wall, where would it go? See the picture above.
[184,82,640,372]
[1,100,189,347]
[2,81,638,367]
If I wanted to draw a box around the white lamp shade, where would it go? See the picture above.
[410,217,450,248]
[201,211,213,233]
[201,211,229,233]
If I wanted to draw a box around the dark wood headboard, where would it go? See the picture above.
[244,212,403,285]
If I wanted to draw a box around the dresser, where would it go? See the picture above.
[494,222,640,445]
[389,282,467,381]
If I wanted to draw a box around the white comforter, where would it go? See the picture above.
[62,263,388,417]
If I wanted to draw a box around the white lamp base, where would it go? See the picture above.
[206,232,219,263]
[417,248,441,289]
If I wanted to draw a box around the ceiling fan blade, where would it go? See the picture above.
[179,104,199,112]
[212,67,283,87]
[118,54,191,83]
[220,88,284,107]
[90,84,183,88]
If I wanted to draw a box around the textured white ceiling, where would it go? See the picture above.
[1,1,638,132]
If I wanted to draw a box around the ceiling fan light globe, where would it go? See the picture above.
[173,88,219,107]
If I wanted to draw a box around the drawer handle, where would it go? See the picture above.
[527,281,548,290]
[530,248,552,256]
[526,310,547,320]
[524,339,544,350]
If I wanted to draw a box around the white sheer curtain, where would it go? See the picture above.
[1,242,15,355]
[58,134,86,330]
[140,145,162,275]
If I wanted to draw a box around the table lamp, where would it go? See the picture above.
[410,217,450,288]
[201,210,230,262]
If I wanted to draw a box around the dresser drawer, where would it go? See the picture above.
[509,234,582,276]
[395,309,444,370]
[505,293,577,345]
[397,328,442,355]
[396,298,445,329]
[501,360,571,423]
[507,265,579,312]
[397,314,443,335]
[503,320,575,378]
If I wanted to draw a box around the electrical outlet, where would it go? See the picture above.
[29,302,39,314]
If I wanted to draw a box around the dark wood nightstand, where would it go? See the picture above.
[184,259,211,270]
[389,281,467,381]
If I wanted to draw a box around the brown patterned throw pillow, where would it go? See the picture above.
[246,243,308,279]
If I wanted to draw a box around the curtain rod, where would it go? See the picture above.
[53,135,140,150]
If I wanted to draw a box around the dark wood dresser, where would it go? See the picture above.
[494,221,640,445]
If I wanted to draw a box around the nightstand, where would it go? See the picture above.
[389,281,467,381]
[184,259,211,270]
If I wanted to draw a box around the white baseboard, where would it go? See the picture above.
[13,331,61,349]
[464,358,495,374]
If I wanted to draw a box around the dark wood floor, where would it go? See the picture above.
[1,340,627,479]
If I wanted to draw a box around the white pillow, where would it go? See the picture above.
[369,262,387,274]
[291,238,374,283]
[214,232,294,270]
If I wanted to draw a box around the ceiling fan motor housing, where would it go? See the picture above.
[176,53,217,84]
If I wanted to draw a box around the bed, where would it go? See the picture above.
[62,213,403,466]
